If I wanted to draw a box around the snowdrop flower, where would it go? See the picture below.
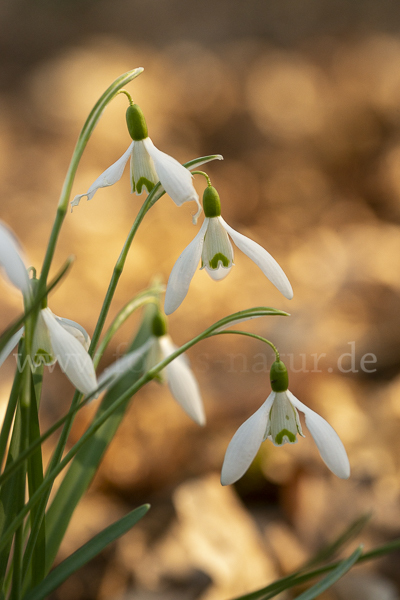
[0,222,97,396]
[165,185,293,314]
[71,103,200,218]
[30,308,98,396]
[98,311,205,425]
[221,360,350,485]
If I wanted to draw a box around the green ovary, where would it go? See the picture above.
[209,253,229,269]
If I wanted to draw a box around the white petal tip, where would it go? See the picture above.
[284,286,294,300]
[192,201,202,225]
[70,194,88,210]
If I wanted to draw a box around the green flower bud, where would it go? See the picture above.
[203,186,221,218]
[270,360,289,392]
[126,104,148,141]
[152,311,168,337]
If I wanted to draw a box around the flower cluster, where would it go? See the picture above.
[0,89,350,489]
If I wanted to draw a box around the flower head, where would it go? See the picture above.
[98,310,205,425]
[221,360,350,485]
[164,186,293,314]
[0,222,97,396]
[71,103,200,217]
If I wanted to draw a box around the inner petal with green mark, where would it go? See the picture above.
[266,391,304,446]
[131,140,158,194]
[34,348,55,366]
[201,218,234,276]
[31,311,56,367]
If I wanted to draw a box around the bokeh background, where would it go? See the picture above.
[2,0,400,598]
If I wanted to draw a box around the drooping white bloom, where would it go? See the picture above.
[155,334,205,426]
[0,222,97,396]
[0,221,30,294]
[164,215,293,315]
[221,389,350,485]
[71,102,201,218]
[98,333,205,426]
[31,308,97,396]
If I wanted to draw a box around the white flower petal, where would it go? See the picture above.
[205,265,232,280]
[0,328,24,369]
[221,392,275,485]
[219,217,293,300]
[131,140,159,194]
[97,339,152,389]
[159,335,205,426]
[32,311,56,366]
[55,316,91,351]
[164,219,209,315]
[0,222,30,293]
[201,217,234,275]
[71,143,133,209]
[143,138,200,213]
[41,308,98,395]
[288,391,350,479]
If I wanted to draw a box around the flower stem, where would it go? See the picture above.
[117,89,134,105]
[212,329,280,361]
[191,170,212,186]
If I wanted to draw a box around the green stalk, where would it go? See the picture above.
[10,380,30,600]
[0,367,22,470]
[211,330,280,360]
[23,368,45,589]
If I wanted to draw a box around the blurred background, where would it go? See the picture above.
[2,0,400,598]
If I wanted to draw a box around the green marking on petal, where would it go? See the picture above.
[209,253,229,269]
[275,429,297,445]
[34,348,54,366]
[136,177,155,194]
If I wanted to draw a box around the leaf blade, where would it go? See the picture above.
[24,504,150,600]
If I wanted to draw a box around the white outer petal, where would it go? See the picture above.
[164,219,209,315]
[71,143,133,209]
[0,222,30,293]
[97,340,152,389]
[0,328,24,369]
[55,316,91,351]
[219,217,293,300]
[41,308,98,395]
[159,335,205,426]
[288,391,350,479]
[221,392,275,485]
[143,138,200,211]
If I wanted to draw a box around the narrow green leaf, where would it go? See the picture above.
[23,368,45,588]
[293,546,363,600]
[0,391,23,589]
[24,504,150,600]
[0,367,22,471]
[303,513,370,569]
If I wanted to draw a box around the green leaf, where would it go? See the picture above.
[303,513,370,569]
[293,546,363,600]
[24,504,150,600]
[23,368,46,588]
